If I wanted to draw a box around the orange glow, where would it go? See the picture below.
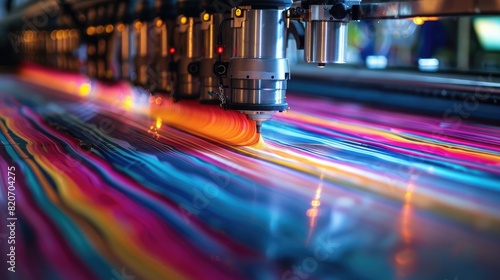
[306,208,318,218]
[23,31,34,42]
[105,24,114,33]
[305,171,324,243]
[156,118,162,129]
[117,24,125,32]
[401,204,413,243]
[412,17,439,25]
[394,176,417,278]
[134,21,142,30]
[156,19,163,28]
[401,178,416,243]
[404,180,415,205]
[395,249,415,265]
[96,25,104,34]
[86,26,96,36]
[19,66,260,146]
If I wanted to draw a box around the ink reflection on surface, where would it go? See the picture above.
[0,66,499,279]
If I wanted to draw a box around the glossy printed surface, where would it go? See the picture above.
[1,67,500,280]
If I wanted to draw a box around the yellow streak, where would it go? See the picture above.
[283,111,500,163]
[240,139,500,231]
[0,118,125,272]
[19,66,500,231]
[0,109,188,279]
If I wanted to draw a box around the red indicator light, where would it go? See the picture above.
[169,47,176,55]
[216,45,224,55]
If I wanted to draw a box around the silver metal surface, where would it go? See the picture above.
[175,16,202,98]
[154,19,175,93]
[230,79,287,104]
[200,12,233,102]
[176,72,200,97]
[200,58,221,101]
[134,21,156,90]
[233,9,287,59]
[304,21,347,64]
[118,24,137,81]
[228,7,290,121]
[229,58,289,80]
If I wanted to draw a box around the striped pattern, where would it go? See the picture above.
[1,67,500,279]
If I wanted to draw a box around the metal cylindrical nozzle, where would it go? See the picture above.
[199,0,233,103]
[118,23,137,80]
[174,0,202,99]
[174,15,202,98]
[152,0,177,93]
[133,20,157,90]
[226,7,290,125]
[302,1,356,65]
[304,21,348,64]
